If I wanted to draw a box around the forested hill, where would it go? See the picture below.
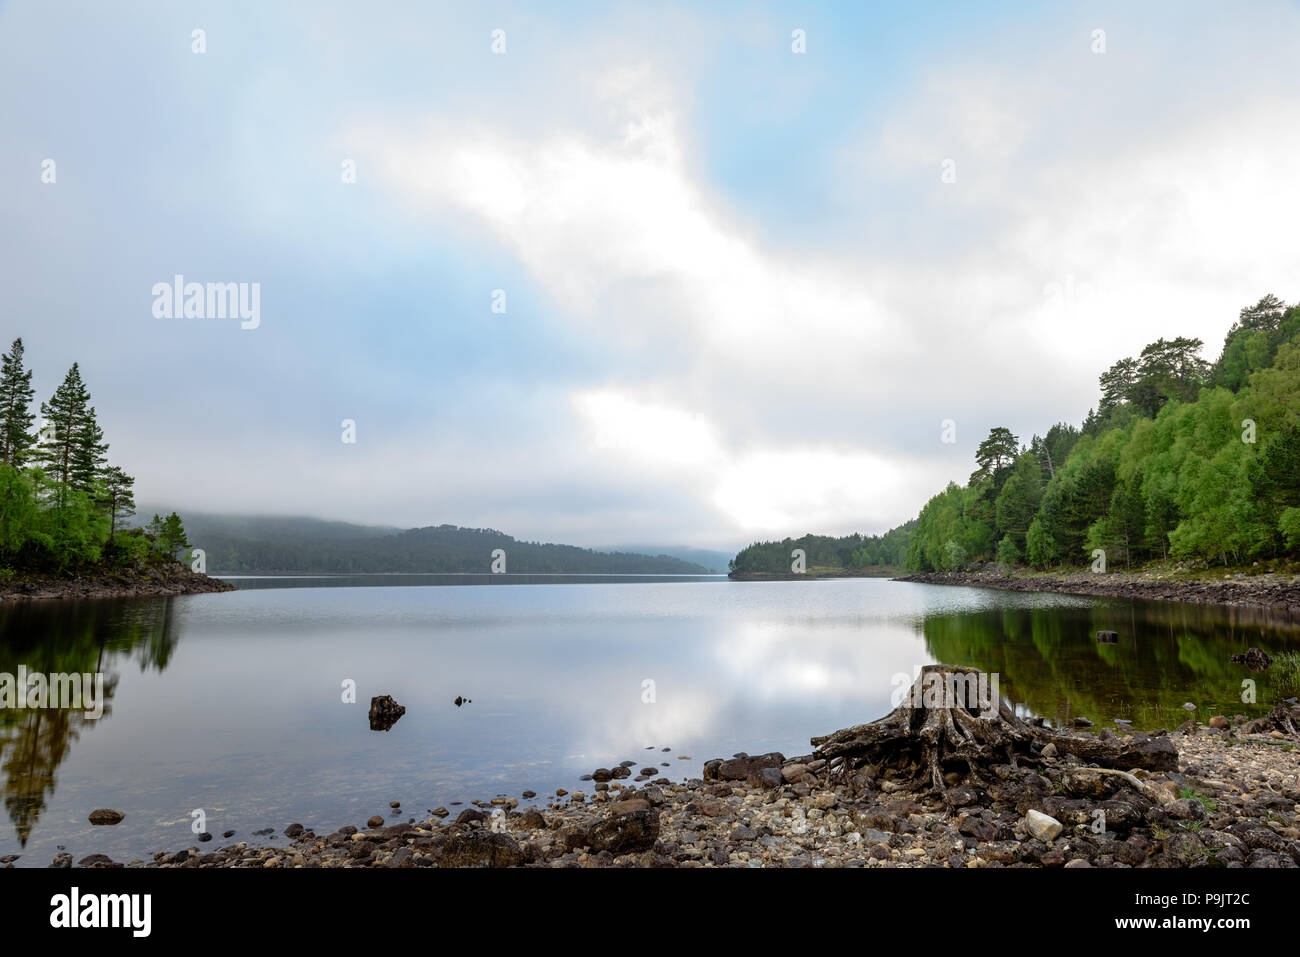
[729,523,914,576]
[175,514,715,574]
[906,294,1300,571]
[731,293,1300,576]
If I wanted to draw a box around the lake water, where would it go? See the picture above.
[2,575,1299,867]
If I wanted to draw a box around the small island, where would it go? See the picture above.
[0,337,232,602]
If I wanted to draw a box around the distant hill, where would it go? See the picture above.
[609,545,735,574]
[144,512,715,575]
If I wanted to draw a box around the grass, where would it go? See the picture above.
[1273,651,1300,698]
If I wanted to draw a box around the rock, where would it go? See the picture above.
[455,809,487,825]
[707,752,785,784]
[1229,648,1272,672]
[436,832,524,868]
[1025,810,1063,842]
[284,823,304,838]
[591,768,612,782]
[1166,799,1208,822]
[521,790,536,798]
[1063,858,1092,868]
[431,806,449,818]
[755,768,784,789]
[367,815,384,828]
[781,763,808,783]
[197,832,213,843]
[1040,743,1058,759]
[77,854,114,867]
[1114,736,1179,771]
[586,809,660,855]
[88,809,125,825]
[52,853,72,868]
[369,694,406,731]
[1063,768,1124,799]
[389,801,400,809]
[1182,702,1197,711]
[1072,717,1093,728]
[1096,631,1118,643]
[517,809,547,829]
[1209,716,1230,730]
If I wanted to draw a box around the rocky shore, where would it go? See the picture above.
[0,565,235,603]
[896,567,1300,615]
[33,708,1300,870]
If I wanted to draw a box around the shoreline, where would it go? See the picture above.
[0,566,236,603]
[895,568,1300,614]
[29,711,1300,870]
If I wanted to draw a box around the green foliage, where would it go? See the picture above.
[1025,516,1055,567]
[996,535,1021,566]
[731,522,914,575]
[903,295,1300,571]
[0,342,157,577]
[0,338,37,467]
[941,539,968,571]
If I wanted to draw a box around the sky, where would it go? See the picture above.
[2,0,1299,550]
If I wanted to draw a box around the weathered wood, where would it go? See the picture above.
[810,664,1175,805]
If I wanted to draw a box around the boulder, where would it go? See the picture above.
[585,808,660,855]
[435,832,525,868]
[1025,810,1062,842]
[368,695,406,731]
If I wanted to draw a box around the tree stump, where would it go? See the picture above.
[810,664,1176,805]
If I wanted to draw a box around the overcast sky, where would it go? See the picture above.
[3,0,1298,549]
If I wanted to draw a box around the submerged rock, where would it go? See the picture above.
[88,809,125,825]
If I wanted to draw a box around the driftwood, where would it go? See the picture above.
[810,664,1176,806]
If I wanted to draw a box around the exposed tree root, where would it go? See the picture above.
[810,664,1176,806]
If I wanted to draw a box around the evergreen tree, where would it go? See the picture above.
[100,465,136,543]
[0,338,37,467]
[36,363,108,505]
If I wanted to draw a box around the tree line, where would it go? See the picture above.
[907,294,1300,571]
[0,338,190,576]
[729,523,914,575]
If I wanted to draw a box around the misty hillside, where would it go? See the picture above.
[158,513,716,575]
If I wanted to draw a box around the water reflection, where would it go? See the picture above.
[0,599,179,847]
[922,597,1300,730]
[0,579,1297,865]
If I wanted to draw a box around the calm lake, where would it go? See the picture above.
[2,575,1298,867]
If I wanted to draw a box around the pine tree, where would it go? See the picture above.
[36,363,108,505]
[100,465,136,543]
[70,403,108,492]
[0,338,37,466]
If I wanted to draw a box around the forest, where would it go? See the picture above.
[728,522,914,575]
[183,515,714,575]
[0,338,190,578]
[908,294,1300,571]
[732,294,1300,576]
